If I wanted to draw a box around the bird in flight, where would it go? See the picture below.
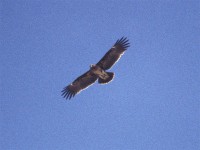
[61,37,130,100]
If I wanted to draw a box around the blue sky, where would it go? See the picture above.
[1,1,199,150]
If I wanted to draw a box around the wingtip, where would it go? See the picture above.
[61,86,76,100]
[115,37,130,50]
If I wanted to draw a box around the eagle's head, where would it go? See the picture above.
[90,64,96,69]
[90,64,100,72]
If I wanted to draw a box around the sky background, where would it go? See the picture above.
[1,0,199,150]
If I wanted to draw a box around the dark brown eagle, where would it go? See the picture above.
[61,37,130,99]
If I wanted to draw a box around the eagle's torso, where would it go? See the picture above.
[90,65,110,80]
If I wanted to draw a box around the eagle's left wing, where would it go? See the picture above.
[61,71,98,100]
[96,37,130,70]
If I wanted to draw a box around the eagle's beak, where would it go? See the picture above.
[90,64,95,68]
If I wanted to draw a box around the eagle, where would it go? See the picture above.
[61,37,130,100]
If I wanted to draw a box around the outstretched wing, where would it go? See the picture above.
[61,71,98,100]
[96,37,130,70]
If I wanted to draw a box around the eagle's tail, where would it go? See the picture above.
[98,72,114,84]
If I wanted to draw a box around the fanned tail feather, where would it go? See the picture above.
[98,72,114,84]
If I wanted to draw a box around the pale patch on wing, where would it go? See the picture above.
[108,51,125,70]
[115,52,124,63]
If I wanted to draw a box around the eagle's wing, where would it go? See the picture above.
[61,71,98,100]
[96,37,130,70]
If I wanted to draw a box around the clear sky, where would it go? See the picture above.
[1,1,199,150]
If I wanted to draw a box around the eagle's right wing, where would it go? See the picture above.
[61,71,98,100]
[96,37,130,70]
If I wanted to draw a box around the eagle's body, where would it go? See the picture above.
[62,37,130,100]
[90,64,112,81]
